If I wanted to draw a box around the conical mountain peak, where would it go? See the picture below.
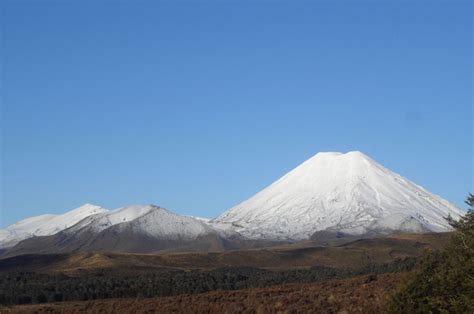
[214,152,464,240]
[0,151,465,252]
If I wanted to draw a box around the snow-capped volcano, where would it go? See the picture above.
[1,151,465,254]
[213,151,464,240]
[0,204,107,248]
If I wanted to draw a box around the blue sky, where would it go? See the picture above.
[1,1,472,227]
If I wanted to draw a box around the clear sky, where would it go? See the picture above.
[1,0,472,227]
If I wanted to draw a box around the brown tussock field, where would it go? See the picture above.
[4,272,406,314]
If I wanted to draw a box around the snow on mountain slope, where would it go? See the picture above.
[213,151,465,240]
[2,205,223,255]
[114,206,216,239]
[186,216,211,223]
[0,204,107,248]
[66,204,215,240]
[1,151,465,250]
[66,204,153,234]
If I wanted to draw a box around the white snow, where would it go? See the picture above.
[124,206,215,239]
[212,151,465,240]
[186,216,211,223]
[67,204,215,240]
[67,204,153,234]
[1,204,215,247]
[0,204,107,248]
[1,151,465,247]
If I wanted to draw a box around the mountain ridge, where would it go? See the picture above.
[0,151,464,254]
[0,204,107,248]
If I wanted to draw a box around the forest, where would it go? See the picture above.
[0,258,416,305]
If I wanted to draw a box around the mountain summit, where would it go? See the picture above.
[213,151,464,240]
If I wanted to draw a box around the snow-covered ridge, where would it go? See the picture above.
[0,204,107,248]
[1,151,465,247]
[66,204,154,234]
[213,151,465,240]
[1,204,216,248]
[121,206,215,240]
[67,204,215,240]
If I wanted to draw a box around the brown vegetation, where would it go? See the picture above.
[0,232,454,312]
[5,272,406,314]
